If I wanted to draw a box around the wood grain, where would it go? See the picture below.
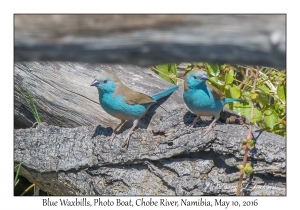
[14,62,183,128]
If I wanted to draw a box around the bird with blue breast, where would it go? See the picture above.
[183,69,243,135]
[91,73,178,148]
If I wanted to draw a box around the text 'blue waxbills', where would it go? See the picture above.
[42,198,92,207]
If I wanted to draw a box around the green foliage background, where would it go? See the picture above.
[150,63,286,138]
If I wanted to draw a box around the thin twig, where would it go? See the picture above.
[21,183,35,196]
[236,66,260,196]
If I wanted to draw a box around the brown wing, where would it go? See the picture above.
[206,82,225,100]
[114,82,155,104]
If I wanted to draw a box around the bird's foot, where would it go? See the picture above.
[187,116,200,131]
[203,127,213,136]
[121,135,130,148]
[187,124,195,131]
[121,119,138,148]
[109,133,116,145]
[202,119,217,136]
[109,120,126,146]
[121,130,134,148]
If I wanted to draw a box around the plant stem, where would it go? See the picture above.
[21,183,35,196]
[236,67,260,196]
[14,162,23,187]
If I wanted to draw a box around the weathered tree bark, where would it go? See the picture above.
[14,62,183,129]
[14,107,286,196]
[14,14,286,69]
[14,61,286,196]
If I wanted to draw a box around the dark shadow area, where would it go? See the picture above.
[140,92,174,128]
[158,150,240,175]
[91,125,113,139]
[254,173,286,186]
[14,174,50,196]
[182,108,250,129]
[248,130,265,157]
[242,173,286,196]
[14,103,36,129]
[86,163,148,176]
[183,110,213,128]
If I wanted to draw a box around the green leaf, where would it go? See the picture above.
[208,77,225,93]
[26,90,41,123]
[257,84,270,93]
[247,140,254,147]
[220,64,228,70]
[229,67,234,76]
[247,140,254,149]
[255,84,270,107]
[225,88,231,101]
[185,64,195,71]
[244,163,253,176]
[277,85,286,102]
[245,170,252,177]
[209,76,218,84]
[14,162,23,187]
[225,73,234,85]
[209,76,224,87]
[237,164,244,170]
[156,64,177,84]
[256,96,269,110]
[206,63,220,77]
[227,102,262,123]
[230,85,241,98]
[264,108,278,129]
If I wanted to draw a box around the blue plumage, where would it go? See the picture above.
[91,73,178,147]
[183,70,242,135]
[99,91,151,121]
[151,85,179,101]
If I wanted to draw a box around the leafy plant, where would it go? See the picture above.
[150,62,286,196]
[149,64,178,85]
[153,62,286,137]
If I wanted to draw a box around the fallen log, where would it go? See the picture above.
[14,62,183,128]
[14,107,286,196]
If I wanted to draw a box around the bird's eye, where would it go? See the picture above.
[103,80,107,84]
[193,76,197,79]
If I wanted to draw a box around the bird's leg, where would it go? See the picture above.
[189,115,200,129]
[121,119,139,148]
[203,118,218,135]
[110,120,126,145]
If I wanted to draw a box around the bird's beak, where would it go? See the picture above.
[91,79,100,86]
[201,74,210,81]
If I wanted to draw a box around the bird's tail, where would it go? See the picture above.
[151,86,178,101]
[224,98,244,104]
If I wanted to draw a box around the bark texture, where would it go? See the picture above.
[14,107,286,196]
[14,62,183,129]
